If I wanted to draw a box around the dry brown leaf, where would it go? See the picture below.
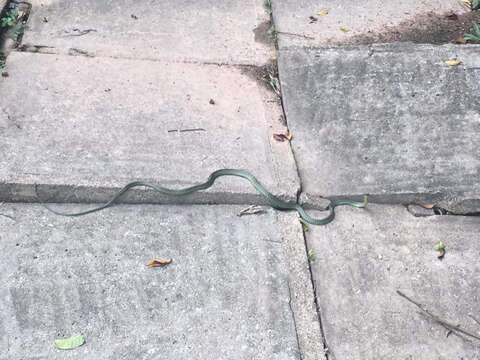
[454,36,467,44]
[462,0,472,7]
[421,204,435,209]
[273,130,293,142]
[317,9,329,16]
[445,58,462,66]
[147,258,173,268]
[339,26,350,33]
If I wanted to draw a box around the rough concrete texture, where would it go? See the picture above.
[306,204,480,360]
[271,0,469,48]
[22,0,273,65]
[278,44,480,210]
[0,51,299,204]
[0,203,311,359]
[279,212,326,360]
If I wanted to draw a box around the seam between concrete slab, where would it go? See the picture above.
[302,227,332,360]
[14,46,275,67]
[268,8,326,357]
[279,213,326,360]
[287,282,303,360]
[15,45,275,67]
[266,0,304,204]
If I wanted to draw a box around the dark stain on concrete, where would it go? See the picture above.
[238,60,279,94]
[348,11,480,45]
[253,20,274,45]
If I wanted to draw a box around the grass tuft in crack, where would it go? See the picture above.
[0,9,18,28]
[263,0,272,15]
[464,22,480,42]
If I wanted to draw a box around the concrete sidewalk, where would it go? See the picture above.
[1,0,479,358]
[0,204,317,359]
[24,0,273,65]
[306,205,480,359]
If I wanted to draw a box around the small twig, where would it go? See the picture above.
[68,48,94,57]
[397,290,480,342]
[64,28,97,37]
[276,31,315,40]
[167,128,206,133]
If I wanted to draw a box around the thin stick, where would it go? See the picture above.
[397,290,480,342]
[276,31,315,40]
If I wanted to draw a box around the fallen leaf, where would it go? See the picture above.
[147,258,173,268]
[54,335,85,350]
[421,204,435,209]
[307,249,316,262]
[238,205,266,217]
[462,0,472,7]
[445,58,462,66]
[434,241,446,259]
[339,26,350,33]
[273,130,293,142]
[317,9,329,16]
[454,36,467,44]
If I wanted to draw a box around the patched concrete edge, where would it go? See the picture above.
[299,190,480,215]
[278,213,326,360]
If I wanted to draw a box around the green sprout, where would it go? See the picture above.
[464,23,480,42]
[0,9,18,28]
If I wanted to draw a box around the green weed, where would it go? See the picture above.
[0,9,18,28]
[264,0,272,15]
[464,23,480,42]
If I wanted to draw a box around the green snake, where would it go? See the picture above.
[36,169,367,225]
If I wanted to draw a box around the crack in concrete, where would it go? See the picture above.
[301,228,332,360]
[287,281,303,360]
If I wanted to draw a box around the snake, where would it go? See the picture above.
[36,169,367,225]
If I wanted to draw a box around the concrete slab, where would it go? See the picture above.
[278,44,480,210]
[306,204,480,360]
[21,0,273,65]
[271,0,470,48]
[0,203,313,359]
[0,51,299,204]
